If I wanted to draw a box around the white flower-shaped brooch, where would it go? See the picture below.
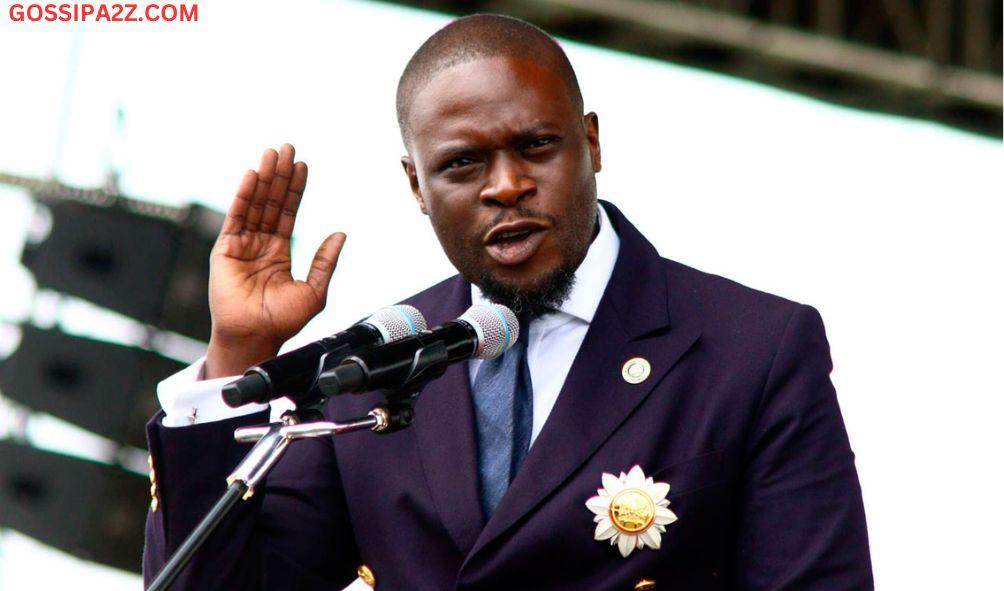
[585,465,678,557]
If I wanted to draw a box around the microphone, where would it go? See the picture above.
[222,305,427,407]
[317,304,519,396]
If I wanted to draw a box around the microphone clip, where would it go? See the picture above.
[367,339,451,434]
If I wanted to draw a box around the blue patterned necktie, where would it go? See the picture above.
[472,316,533,519]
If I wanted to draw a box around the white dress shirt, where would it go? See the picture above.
[158,204,620,434]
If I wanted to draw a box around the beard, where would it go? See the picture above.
[475,257,579,320]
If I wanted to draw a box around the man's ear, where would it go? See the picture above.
[584,112,601,172]
[401,156,428,215]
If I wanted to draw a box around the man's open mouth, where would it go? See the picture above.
[484,220,549,266]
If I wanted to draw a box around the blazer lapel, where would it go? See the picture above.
[464,202,703,562]
[409,277,485,554]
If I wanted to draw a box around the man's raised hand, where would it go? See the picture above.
[204,143,346,379]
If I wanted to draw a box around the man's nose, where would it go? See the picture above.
[479,154,536,206]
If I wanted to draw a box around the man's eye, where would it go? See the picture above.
[447,157,474,169]
[527,137,556,150]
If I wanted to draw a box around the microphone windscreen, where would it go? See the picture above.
[460,304,519,360]
[364,305,427,343]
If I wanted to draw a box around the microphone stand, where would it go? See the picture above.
[147,340,451,591]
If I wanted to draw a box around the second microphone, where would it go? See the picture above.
[318,303,519,397]
[222,305,427,408]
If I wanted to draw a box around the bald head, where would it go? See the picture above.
[396,14,584,147]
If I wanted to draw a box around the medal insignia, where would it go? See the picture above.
[585,465,677,557]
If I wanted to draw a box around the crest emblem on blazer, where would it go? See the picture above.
[585,465,678,557]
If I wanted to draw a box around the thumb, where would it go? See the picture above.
[305,232,347,300]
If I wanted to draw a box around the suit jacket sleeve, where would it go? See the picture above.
[735,305,873,590]
[142,410,361,590]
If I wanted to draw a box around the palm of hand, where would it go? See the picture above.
[207,144,346,368]
[211,232,319,345]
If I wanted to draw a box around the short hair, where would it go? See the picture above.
[396,14,585,147]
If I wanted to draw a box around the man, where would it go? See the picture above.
[144,14,873,590]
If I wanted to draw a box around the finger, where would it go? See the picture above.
[276,161,308,238]
[259,143,295,233]
[246,148,278,230]
[221,169,258,235]
[305,232,347,300]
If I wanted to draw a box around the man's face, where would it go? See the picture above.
[401,56,601,310]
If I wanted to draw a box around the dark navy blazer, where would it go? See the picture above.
[143,201,873,590]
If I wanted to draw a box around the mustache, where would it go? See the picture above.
[477,206,557,238]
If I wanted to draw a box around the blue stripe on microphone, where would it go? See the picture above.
[487,305,511,349]
[392,306,417,334]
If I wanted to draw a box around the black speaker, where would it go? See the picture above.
[0,326,186,449]
[0,440,149,573]
[21,197,221,341]
[158,204,220,341]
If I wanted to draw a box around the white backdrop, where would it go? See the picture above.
[0,0,1001,588]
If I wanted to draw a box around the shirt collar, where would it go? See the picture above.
[471,203,621,327]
